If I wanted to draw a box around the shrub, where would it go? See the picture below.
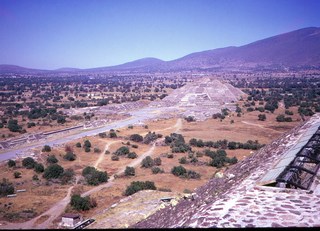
[85,146,91,152]
[84,140,91,148]
[98,132,107,138]
[105,150,110,155]
[153,157,162,166]
[42,145,51,152]
[158,188,172,192]
[63,152,76,161]
[111,155,119,161]
[196,139,204,147]
[47,155,58,164]
[179,157,187,164]
[171,165,187,177]
[151,167,164,174]
[7,159,16,168]
[60,168,75,184]
[183,189,192,194]
[190,157,198,163]
[124,181,156,196]
[143,132,159,144]
[82,166,108,185]
[258,114,266,121]
[129,134,143,142]
[76,142,82,148]
[14,172,21,178]
[227,156,238,164]
[285,110,294,115]
[94,148,101,153]
[70,194,97,211]
[109,131,117,138]
[114,146,130,156]
[184,116,195,122]
[43,164,64,179]
[131,144,138,148]
[127,152,138,159]
[167,153,174,158]
[32,175,39,181]
[141,156,154,168]
[186,170,200,179]
[22,157,36,169]
[124,166,135,176]
[0,178,14,196]
[34,163,45,173]
[189,138,197,146]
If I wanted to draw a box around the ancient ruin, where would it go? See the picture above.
[133,114,320,228]
[150,78,244,121]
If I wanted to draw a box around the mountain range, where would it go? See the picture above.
[1,27,320,74]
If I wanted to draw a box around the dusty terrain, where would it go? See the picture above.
[0,78,309,229]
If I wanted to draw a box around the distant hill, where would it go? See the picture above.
[0,65,49,74]
[1,27,320,74]
[87,57,165,72]
[167,27,320,70]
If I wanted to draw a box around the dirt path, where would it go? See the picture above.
[0,125,160,229]
[155,118,182,133]
[173,118,182,133]
[0,177,79,230]
[94,141,119,170]
[241,121,265,128]
[82,143,156,197]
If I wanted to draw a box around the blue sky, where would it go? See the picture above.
[0,0,320,69]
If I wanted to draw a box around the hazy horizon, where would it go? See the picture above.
[1,0,320,70]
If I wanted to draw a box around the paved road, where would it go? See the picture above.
[0,107,158,162]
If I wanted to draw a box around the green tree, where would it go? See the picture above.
[171,165,187,177]
[258,114,266,121]
[141,156,154,168]
[179,157,187,164]
[124,181,156,196]
[63,152,76,161]
[129,134,143,142]
[60,168,75,184]
[124,166,135,176]
[276,114,285,122]
[7,159,16,168]
[43,164,64,179]
[114,146,130,156]
[34,163,45,173]
[22,157,36,169]
[7,119,22,132]
[84,140,91,148]
[127,152,138,159]
[109,131,117,138]
[82,166,108,185]
[42,145,51,152]
[0,178,14,196]
[151,167,164,174]
[70,194,96,211]
[47,155,58,164]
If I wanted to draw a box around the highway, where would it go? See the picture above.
[0,107,159,162]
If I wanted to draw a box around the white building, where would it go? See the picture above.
[61,213,82,228]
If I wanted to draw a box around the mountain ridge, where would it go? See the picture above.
[1,27,320,73]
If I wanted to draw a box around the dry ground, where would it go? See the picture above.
[0,104,306,229]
